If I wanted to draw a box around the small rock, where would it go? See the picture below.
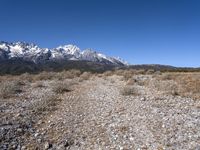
[44,142,52,149]
[34,133,39,137]
[15,113,21,117]
[12,144,17,149]
[140,97,146,101]
[37,138,42,143]
[21,146,26,150]
[17,128,23,133]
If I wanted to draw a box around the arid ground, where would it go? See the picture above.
[0,70,200,150]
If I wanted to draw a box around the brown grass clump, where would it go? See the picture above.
[33,71,55,81]
[59,69,81,79]
[32,94,62,114]
[122,70,134,81]
[126,78,137,85]
[0,81,22,98]
[112,69,146,81]
[18,73,34,82]
[52,81,72,94]
[113,69,125,76]
[135,69,146,75]
[121,86,139,96]
[32,81,45,88]
[103,71,113,77]
[146,69,155,74]
[31,70,82,81]
[79,72,92,81]
[155,73,200,99]
[113,69,136,81]
[177,74,200,99]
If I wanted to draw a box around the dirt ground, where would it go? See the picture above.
[0,73,200,150]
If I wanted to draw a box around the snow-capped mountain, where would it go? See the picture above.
[0,41,128,66]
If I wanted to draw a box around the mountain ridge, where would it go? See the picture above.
[0,41,128,66]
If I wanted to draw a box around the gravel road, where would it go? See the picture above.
[1,75,200,149]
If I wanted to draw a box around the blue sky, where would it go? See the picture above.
[0,0,200,67]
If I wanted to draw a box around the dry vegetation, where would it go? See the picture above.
[0,80,22,98]
[121,86,139,96]
[31,94,62,114]
[1,69,200,149]
[102,69,200,99]
[52,81,72,94]
[156,72,200,99]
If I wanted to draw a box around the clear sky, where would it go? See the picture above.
[0,0,200,67]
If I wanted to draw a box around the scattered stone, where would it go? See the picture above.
[1,74,200,149]
[34,133,39,137]
[21,146,26,150]
[17,128,23,133]
[140,97,146,101]
[44,142,52,149]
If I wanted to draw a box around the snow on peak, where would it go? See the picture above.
[56,44,80,55]
[0,41,128,66]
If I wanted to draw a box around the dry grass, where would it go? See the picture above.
[52,81,72,94]
[126,78,137,85]
[21,70,82,82]
[0,81,22,98]
[146,69,155,74]
[33,72,55,81]
[155,73,200,99]
[79,72,92,81]
[32,94,62,114]
[112,69,135,81]
[176,74,200,99]
[103,71,113,76]
[32,81,45,88]
[121,86,139,96]
[55,69,81,80]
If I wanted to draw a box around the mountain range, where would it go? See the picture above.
[0,41,128,66]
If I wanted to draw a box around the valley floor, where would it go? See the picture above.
[1,73,200,149]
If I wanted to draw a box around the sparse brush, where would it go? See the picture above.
[113,69,125,76]
[19,72,34,82]
[0,81,22,98]
[33,72,55,81]
[80,72,92,80]
[154,71,162,75]
[57,69,82,80]
[32,81,45,88]
[135,69,146,75]
[103,71,113,76]
[123,72,133,81]
[121,86,139,96]
[146,69,155,74]
[31,94,62,114]
[52,81,71,94]
[159,73,180,81]
[156,73,200,99]
[126,78,137,85]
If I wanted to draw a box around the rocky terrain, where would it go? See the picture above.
[0,70,200,149]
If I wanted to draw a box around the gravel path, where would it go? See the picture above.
[26,75,200,150]
[1,75,200,149]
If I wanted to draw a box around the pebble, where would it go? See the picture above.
[44,142,52,149]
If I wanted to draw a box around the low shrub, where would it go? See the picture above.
[52,81,71,94]
[0,81,22,98]
[32,94,62,113]
[80,72,92,81]
[121,86,139,96]
[32,81,45,88]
